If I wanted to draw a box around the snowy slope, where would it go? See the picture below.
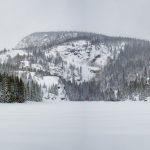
[0,49,27,63]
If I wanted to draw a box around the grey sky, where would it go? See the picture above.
[0,0,150,49]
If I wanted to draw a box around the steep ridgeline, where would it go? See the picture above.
[0,31,150,101]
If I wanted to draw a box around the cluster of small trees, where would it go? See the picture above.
[48,84,58,95]
[63,79,119,101]
[0,74,25,103]
[0,73,42,103]
[25,80,42,102]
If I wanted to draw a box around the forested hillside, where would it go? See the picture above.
[63,39,150,101]
[0,31,150,101]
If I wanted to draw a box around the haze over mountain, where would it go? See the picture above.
[0,0,150,49]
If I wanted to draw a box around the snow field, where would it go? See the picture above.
[0,101,150,150]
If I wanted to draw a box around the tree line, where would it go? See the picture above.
[0,73,42,103]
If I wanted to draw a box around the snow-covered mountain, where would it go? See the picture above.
[14,31,126,81]
[0,31,150,101]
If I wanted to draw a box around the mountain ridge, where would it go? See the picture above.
[15,31,150,50]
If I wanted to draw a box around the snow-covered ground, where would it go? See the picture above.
[0,101,150,150]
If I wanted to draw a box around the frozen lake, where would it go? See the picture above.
[0,101,150,150]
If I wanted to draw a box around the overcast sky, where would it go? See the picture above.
[0,0,150,49]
